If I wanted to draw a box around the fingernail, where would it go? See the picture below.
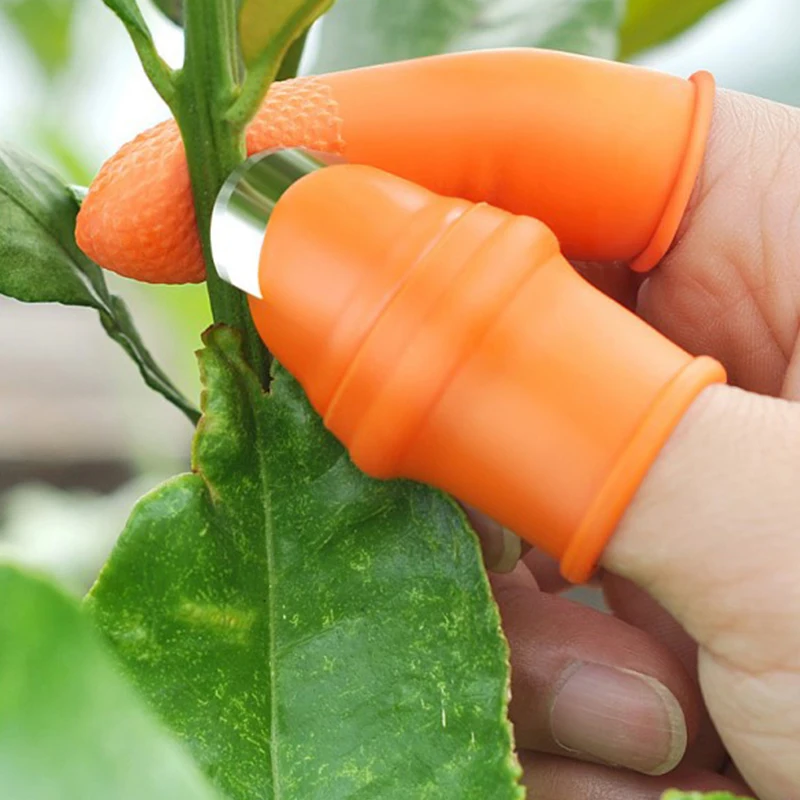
[462,505,522,573]
[492,529,522,573]
[551,663,687,776]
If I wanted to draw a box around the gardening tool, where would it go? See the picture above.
[281,49,716,273]
[210,142,726,584]
[77,48,716,283]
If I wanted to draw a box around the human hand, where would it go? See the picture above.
[478,89,800,800]
[75,49,800,799]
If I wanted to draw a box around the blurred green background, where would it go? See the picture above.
[2,0,799,589]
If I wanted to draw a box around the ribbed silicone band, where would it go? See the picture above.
[560,355,726,582]
[629,70,716,273]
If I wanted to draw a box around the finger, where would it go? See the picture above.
[521,549,571,594]
[604,383,800,798]
[604,575,697,670]
[521,548,605,593]
[314,52,712,272]
[80,51,711,282]
[519,752,752,800]
[573,260,643,311]
[464,506,584,590]
[461,504,522,573]
[464,512,601,593]
[604,574,727,771]
[490,568,700,776]
[640,89,800,396]
[725,759,757,797]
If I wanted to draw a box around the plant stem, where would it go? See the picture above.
[100,0,177,107]
[128,29,177,107]
[173,0,271,384]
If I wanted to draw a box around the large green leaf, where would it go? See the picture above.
[87,326,522,800]
[0,145,199,423]
[310,0,622,73]
[0,564,222,800]
[619,0,732,59]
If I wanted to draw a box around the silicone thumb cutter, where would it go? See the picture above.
[211,150,727,583]
[211,148,338,298]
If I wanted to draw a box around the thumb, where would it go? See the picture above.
[603,383,800,800]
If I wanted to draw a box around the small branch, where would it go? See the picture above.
[224,43,285,130]
[128,29,178,107]
[225,28,309,129]
[101,0,178,108]
[226,0,330,131]
[101,309,201,424]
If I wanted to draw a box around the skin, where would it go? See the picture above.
[80,76,797,798]
[476,89,800,799]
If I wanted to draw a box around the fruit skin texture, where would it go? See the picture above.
[76,77,345,284]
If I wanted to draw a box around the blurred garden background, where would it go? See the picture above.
[2,0,799,591]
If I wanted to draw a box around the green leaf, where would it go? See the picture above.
[276,28,310,81]
[0,564,222,800]
[88,326,522,800]
[619,0,732,59]
[310,0,622,73]
[2,0,77,78]
[226,0,329,127]
[662,792,753,800]
[0,145,200,423]
[239,0,332,67]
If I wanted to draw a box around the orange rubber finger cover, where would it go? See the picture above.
[248,164,727,583]
[76,50,714,283]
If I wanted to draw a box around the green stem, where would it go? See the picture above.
[225,43,285,129]
[128,29,177,107]
[100,0,177,107]
[173,0,271,384]
[225,8,319,128]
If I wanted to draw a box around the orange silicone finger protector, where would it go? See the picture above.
[247,164,726,583]
[76,50,715,283]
